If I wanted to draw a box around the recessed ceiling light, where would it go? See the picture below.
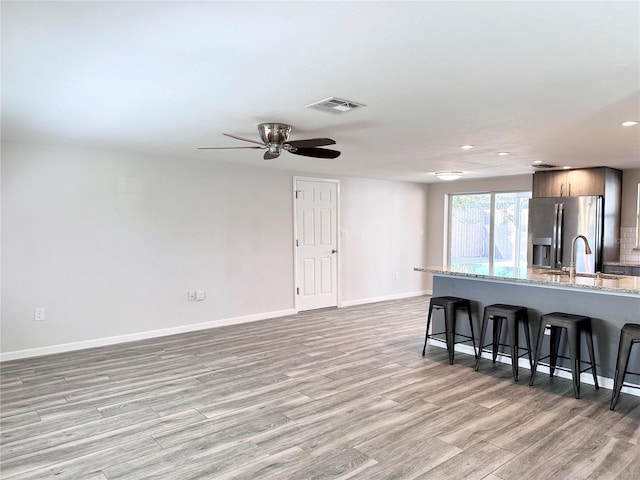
[563,166,572,170]
[532,160,543,164]
[497,152,510,156]
[622,120,639,127]
[435,171,463,181]
[460,145,474,150]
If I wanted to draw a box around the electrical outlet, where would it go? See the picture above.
[196,290,206,301]
[394,272,400,280]
[187,291,196,301]
[34,308,45,321]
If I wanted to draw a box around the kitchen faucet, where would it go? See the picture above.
[569,234,592,279]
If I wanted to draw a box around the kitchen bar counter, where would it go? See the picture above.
[415,264,640,389]
[414,265,640,297]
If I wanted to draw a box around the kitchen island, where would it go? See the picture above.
[415,265,640,390]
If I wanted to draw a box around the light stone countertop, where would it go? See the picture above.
[414,265,640,297]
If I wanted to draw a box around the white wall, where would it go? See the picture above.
[339,177,429,305]
[619,168,640,263]
[621,168,640,227]
[0,141,429,358]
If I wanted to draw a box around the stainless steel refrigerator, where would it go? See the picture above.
[528,196,603,273]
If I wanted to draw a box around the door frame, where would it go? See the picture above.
[292,176,341,313]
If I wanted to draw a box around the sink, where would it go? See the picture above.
[576,272,622,280]
[538,270,622,280]
[539,270,568,276]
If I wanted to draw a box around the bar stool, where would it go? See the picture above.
[610,323,640,411]
[474,304,532,382]
[529,312,599,399]
[422,296,477,365]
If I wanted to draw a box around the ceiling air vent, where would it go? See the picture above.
[531,163,558,169]
[306,97,366,114]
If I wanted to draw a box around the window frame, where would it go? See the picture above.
[446,189,531,268]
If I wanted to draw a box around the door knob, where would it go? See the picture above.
[331,249,337,254]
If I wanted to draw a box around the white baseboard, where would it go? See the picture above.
[1,291,434,361]
[427,339,640,397]
[340,290,432,308]
[0,309,297,362]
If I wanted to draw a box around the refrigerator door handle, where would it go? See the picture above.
[552,203,559,268]
[557,203,564,268]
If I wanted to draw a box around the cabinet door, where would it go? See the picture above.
[532,171,567,197]
[533,168,610,197]
[602,265,640,276]
[566,168,605,196]
[602,265,625,275]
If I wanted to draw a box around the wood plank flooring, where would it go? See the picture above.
[1,296,640,479]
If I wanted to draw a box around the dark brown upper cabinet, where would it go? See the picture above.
[532,167,621,197]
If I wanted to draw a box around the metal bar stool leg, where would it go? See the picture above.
[465,302,478,358]
[475,308,491,371]
[492,317,502,363]
[444,304,456,365]
[565,324,581,399]
[506,315,520,382]
[529,319,547,386]
[549,326,560,377]
[610,333,632,410]
[584,321,599,389]
[422,302,435,356]
[522,313,533,369]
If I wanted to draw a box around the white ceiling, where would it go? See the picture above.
[2,1,639,183]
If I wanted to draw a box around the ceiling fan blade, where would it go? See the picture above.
[223,133,266,146]
[198,146,262,150]
[286,138,336,148]
[290,147,341,159]
[264,151,280,160]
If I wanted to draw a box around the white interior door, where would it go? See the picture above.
[294,178,338,311]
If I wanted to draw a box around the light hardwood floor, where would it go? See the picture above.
[1,296,639,479]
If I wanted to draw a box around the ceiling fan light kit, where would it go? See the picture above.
[199,123,341,160]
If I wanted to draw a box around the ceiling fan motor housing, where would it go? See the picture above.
[258,123,292,150]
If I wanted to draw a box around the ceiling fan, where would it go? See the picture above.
[198,123,341,160]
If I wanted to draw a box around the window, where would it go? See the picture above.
[448,191,531,272]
